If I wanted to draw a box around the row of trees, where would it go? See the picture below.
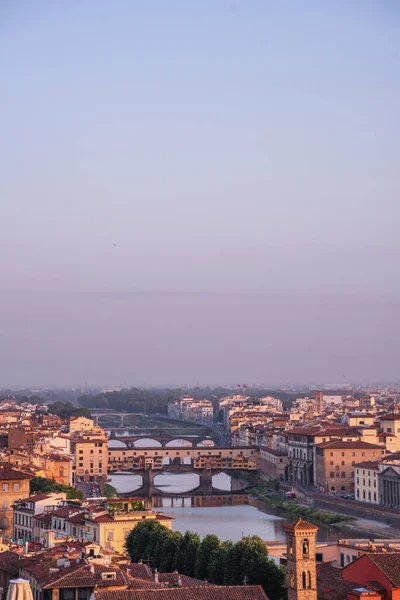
[125,521,286,599]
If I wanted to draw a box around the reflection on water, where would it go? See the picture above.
[107,473,360,544]
[165,504,286,542]
[109,472,232,494]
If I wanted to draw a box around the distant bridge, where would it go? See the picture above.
[108,431,219,448]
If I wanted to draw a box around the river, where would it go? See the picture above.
[108,472,365,543]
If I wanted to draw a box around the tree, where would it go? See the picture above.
[195,534,221,581]
[30,477,84,500]
[125,520,166,563]
[175,531,200,577]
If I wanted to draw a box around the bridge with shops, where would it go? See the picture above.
[108,430,220,447]
[108,445,259,496]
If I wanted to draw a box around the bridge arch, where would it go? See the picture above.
[132,438,162,448]
[108,439,128,448]
[172,456,182,465]
[165,438,193,447]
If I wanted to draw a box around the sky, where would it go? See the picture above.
[1,1,399,388]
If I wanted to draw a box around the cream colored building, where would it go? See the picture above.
[73,435,108,482]
[354,460,379,504]
[84,509,173,553]
[70,416,96,432]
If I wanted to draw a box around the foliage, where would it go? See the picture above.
[47,401,91,419]
[104,484,119,498]
[125,521,286,599]
[78,386,295,415]
[107,497,145,512]
[30,476,84,500]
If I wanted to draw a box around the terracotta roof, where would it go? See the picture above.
[354,461,379,470]
[284,518,318,533]
[128,563,153,581]
[379,414,400,420]
[315,440,382,450]
[96,586,268,600]
[158,573,214,588]
[34,513,52,523]
[20,494,56,503]
[0,465,31,480]
[37,563,130,589]
[0,551,21,575]
[362,553,400,587]
[317,562,359,600]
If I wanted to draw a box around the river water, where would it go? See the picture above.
[108,472,359,543]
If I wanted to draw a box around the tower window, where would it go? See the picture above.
[302,571,311,589]
[302,538,309,557]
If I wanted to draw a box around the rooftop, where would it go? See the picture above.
[96,586,268,600]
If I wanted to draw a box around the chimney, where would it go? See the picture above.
[154,569,159,584]
[177,575,182,587]
[6,579,33,600]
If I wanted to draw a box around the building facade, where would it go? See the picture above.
[314,441,383,494]
[0,466,30,537]
[354,461,379,504]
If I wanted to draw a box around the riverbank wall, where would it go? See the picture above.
[293,486,400,527]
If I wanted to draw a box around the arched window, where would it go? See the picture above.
[302,571,307,589]
[302,538,309,556]
[307,571,311,588]
[289,537,294,556]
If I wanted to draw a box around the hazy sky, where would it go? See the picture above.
[1,1,399,387]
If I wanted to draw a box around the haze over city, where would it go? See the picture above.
[1,2,399,387]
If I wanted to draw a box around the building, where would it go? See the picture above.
[259,447,288,481]
[285,518,318,600]
[72,436,108,483]
[168,399,214,423]
[354,461,379,504]
[342,552,400,599]
[69,416,97,432]
[378,455,400,509]
[0,465,30,537]
[314,441,383,494]
[84,508,173,554]
[13,493,66,543]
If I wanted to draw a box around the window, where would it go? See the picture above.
[330,452,333,457]
[2,484,8,492]
[341,461,345,466]
[330,472,335,478]
[341,472,345,478]
[107,530,114,541]
[13,483,20,492]
[1,501,7,510]
[1,518,8,529]
[78,589,88,600]
[60,590,75,600]
[357,490,360,498]
[330,461,334,466]
[374,492,376,501]
[302,539,309,557]
[315,553,323,562]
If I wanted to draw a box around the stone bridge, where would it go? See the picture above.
[108,445,259,479]
[109,432,218,448]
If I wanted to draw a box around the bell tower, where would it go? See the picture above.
[284,518,318,600]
